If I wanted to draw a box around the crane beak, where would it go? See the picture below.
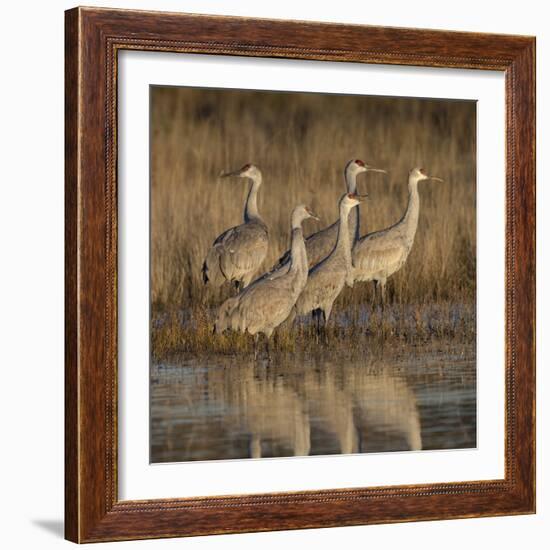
[428,176,444,182]
[219,169,242,179]
[307,209,321,221]
[366,167,387,175]
[355,193,368,202]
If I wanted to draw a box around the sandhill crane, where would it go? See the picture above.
[215,204,319,358]
[272,159,385,272]
[202,164,268,291]
[294,193,362,338]
[352,167,443,305]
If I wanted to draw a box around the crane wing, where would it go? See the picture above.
[353,233,405,279]
[312,269,344,300]
[226,282,294,335]
[212,225,236,245]
[272,220,338,271]
[222,224,268,272]
[209,222,268,282]
[297,267,345,314]
[303,221,339,267]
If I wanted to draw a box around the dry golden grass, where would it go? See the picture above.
[150,86,476,359]
[151,302,475,361]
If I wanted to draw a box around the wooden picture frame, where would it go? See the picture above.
[65,6,536,543]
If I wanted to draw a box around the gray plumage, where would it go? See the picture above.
[202,164,268,290]
[295,193,362,329]
[215,204,319,340]
[273,159,385,271]
[352,167,443,301]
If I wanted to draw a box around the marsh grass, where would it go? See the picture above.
[151,301,475,362]
[151,86,476,360]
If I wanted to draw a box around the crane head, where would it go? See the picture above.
[220,163,260,179]
[411,167,443,183]
[305,206,320,221]
[292,204,321,228]
[347,159,367,175]
[346,159,387,178]
[341,192,364,210]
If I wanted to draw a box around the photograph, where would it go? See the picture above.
[149,85,477,463]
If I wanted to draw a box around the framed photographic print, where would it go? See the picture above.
[65,6,535,543]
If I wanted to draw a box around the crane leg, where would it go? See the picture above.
[315,309,324,344]
[380,279,387,311]
[322,309,330,345]
[374,279,380,306]
[312,310,320,343]
[264,334,271,362]
[253,333,259,360]
[375,279,386,311]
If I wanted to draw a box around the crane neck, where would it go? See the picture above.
[288,226,307,275]
[244,175,262,223]
[345,169,358,194]
[345,170,361,240]
[335,204,353,271]
[401,176,420,239]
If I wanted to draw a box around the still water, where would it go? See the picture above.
[150,346,476,463]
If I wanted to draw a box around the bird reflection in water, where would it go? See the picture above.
[150,352,475,463]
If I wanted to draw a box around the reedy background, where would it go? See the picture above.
[150,86,476,358]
